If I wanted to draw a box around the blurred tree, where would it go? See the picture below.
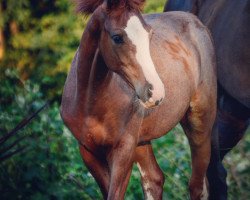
[0,0,90,199]
[0,2,5,60]
[0,0,84,101]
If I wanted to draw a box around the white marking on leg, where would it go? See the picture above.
[124,16,165,103]
[137,163,146,177]
[201,178,209,200]
[146,192,154,200]
[137,163,154,200]
[143,181,154,200]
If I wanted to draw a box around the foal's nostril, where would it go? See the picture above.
[155,98,163,106]
[155,100,160,106]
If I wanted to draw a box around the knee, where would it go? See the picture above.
[207,160,227,185]
[143,170,164,200]
[217,162,227,182]
[151,169,165,188]
[143,170,165,189]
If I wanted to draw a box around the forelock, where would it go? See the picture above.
[75,0,145,15]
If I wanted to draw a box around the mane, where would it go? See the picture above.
[75,0,145,15]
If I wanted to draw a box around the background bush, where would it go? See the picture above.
[0,0,249,199]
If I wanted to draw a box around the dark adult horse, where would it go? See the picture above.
[61,0,217,199]
[164,0,250,199]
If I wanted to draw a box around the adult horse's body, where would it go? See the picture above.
[61,0,216,199]
[164,0,250,199]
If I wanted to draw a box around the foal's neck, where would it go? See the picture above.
[75,15,114,116]
[74,15,104,114]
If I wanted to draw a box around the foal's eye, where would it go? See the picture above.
[112,35,124,44]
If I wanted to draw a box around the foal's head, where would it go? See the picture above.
[78,0,165,108]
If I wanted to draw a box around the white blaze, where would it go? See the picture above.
[124,16,165,103]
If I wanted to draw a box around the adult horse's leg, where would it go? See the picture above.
[135,143,165,200]
[206,120,227,200]
[207,90,250,200]
[79,145,110,198]
[217,92,250,159]
[181,88,216,200]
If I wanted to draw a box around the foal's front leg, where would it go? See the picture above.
[107,131,138,200]
[79,135,135,200]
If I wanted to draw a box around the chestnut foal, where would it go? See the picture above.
[60,0,217,199]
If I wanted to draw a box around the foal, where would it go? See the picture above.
[60,0,217,199]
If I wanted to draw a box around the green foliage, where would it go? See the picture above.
[0,67,102,199]
[144,0,166,13]
[1,0,84,101]
[0,0,249,199]
[225,131,250,200]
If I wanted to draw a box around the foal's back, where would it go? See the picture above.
[145,11,215,85]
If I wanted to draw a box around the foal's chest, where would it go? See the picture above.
[81,109,127,152]
[82,117,112,149]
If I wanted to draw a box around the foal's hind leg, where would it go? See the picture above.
[181,89,216,200]
[135,143,165,200]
